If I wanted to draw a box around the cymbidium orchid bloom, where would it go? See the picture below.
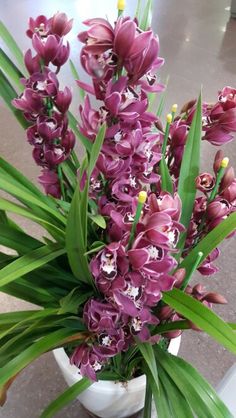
[10,9,236,388]
[12,11,74,198]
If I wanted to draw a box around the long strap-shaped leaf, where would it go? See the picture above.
[0,223,42,255]
[0,244,65,287]
[155,345,233,418]
[162,288,236,354]
[0,156,59,209]
[158,365,194,418]
[66,124,106,285]
[0,174,66,226]
[180,211,236,275]
[68,111,92,153]
[66,182,92,284]
[137,341,159,392]
[0,69,28,128]
[40,377,92,418]
[0,20,26,72]
[160,157,173,194]
[0,328,80,387]
[177,92,202,254]
[0,197,65,240]
[0,47,24,91]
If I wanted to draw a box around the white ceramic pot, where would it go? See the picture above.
[53,336,181,418]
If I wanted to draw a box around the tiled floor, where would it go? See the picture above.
[0,0,236,417]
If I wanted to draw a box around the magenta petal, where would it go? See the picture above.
[105,92,121,116]
[128,248,149,269]
[114,21,136,59]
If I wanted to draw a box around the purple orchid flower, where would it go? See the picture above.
[51,12,73,37]
[71,344,103,381]
[26,15,52,39]
[38,168,61,198]
[195,173,215,193]
[83,299,120,333]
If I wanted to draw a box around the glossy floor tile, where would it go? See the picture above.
[0,0,236,416]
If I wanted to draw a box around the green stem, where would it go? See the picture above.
[127,201,143,250]
[153,320,190,335]
[180,251,203,291]
[161,119,171,156]
[71,150,80,169]
[58,165,66,201]
[208,165,226,203]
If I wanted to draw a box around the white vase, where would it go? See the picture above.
[53,336,181,418]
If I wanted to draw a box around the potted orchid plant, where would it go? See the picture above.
[0,1,236,417]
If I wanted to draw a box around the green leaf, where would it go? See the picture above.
[179,211,236,275]
[140,0,153,30]
[158,365,194,418]
[0,156,57,209]
[0,20,26,72]
[160,157,173,194]
[0,308,57,342]
[88,214,106,229]
[66,182,93,285]
[155,345,233,418]
[0,244,66,287]
[69,59,85,100]
[0,197,65,240]
[40,377,92,418]
[162,288,236,354]
[137,341,159,392]
[0,48,24,91]
[0,328,79,387]
[135,0,142,21]
[0,223,42,255]
[84,242,105,256]
[0,174,66,226]
[59,288,92,314]
[0,69,29,128]
[177,92,202,253]
[143,373,152,418]
[88,123,106,176]
[156,75,169,117]
[68,111,92,153]
[146,367,172,417]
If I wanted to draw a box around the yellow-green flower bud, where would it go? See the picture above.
[117,0,126,11]
[166,113,172,124]
[220,157,229,168]
[171,104,178,113]
[138,191,147,204]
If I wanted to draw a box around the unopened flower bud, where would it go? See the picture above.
[173,268,186,287]
[180,99,196,114]
[195,173,215,193]
[221,157,229,168]
[204,292,227,304]
[172,104,178,113]
[166,113,172,124]
[117,0,126,10]
[207,198,230,219]
[138,191,147,204]
[213,150,224,174]
[220,167,235,192]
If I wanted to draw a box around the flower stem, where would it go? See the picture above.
[58,164,66,201]
[208,157,229,203]
[161,113,172,156]
[180,251,203,291]
[127,191,147,250]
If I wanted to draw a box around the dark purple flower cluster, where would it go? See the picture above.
[180,87,236,146]
[70,13,236,381]
[185,150,236,274]
[12,13,75,197]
